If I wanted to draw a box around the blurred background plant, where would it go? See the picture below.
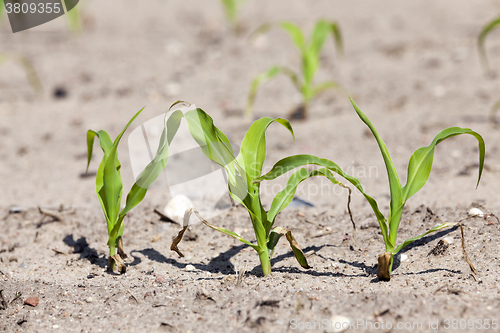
[477,15,500,123]
[219,0,245,31]
[0,53,43,98]
[246,19,344,120]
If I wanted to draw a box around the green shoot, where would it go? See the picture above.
[219,0,245,28]
[246,20,344,120]
[257,99,484,281]
[0,54,43,98]
[170,106,354,276]
[86,108,183,273]
[350,99,484,280]
[65,4,81,32]
[478,15,500,72]
[477,15,500,122]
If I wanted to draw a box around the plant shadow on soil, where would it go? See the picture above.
[63,225,465,278]
[63,234,108,270]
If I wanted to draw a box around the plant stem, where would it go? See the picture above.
[109,244,116,272]
[258,248,271,276]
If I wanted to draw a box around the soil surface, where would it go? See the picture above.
[1,1,500,332]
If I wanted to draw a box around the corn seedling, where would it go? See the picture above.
[477,15,500,122]
[0,53,43,98]
[86,107,183,273]
[258,98,485,281]
[170,104,354,276]
[246,20,343,120]
[478,15,500,73]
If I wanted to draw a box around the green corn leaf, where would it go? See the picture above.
[267,226,310,269]
[328,22,343,56]
[245,66,300,119]
[257,154,389,246]
[401,127,485,203]
[303,20,343,88]
[182,108,251,207]
[391,127,485,246]
[183,108,241,190]
[280,22,306,52]
[119,109,184,219]
[478,15,500,72]
[233,115,294,251]
[310,81,344,101]
[350,98,402,218]
[267,167,341,227]
[87,129,114,227]
[309,20,330,57]
[302,50,319,89]
[393,222,457,255]
[237,117,294,184]
[220,0,238,23]
[100,108,144,233]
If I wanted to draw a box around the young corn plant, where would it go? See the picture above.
[478,15,500,122]
[86,107,183,273]
[258,98,485,281]
[170,106,355,276]
[246,20,343,120]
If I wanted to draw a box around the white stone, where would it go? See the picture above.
[163,195,195,224]
[400,254,408,262]
[327,315,350,333]
[443,237,454,244]
[468,208,484,218]
[185,264,196,271]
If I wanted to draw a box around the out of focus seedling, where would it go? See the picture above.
[219,0,245,28]
[477,15,500,122]
[0,54,43,97]
[246,20,343,120]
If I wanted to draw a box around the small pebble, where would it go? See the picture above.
[184,264,196,271]
[327,315,350,333]
[468,208,484,218]
[85,297,93,303]
[443,236,454,244]
[24,297,39,307]
[155,275,167,284]
[163,195,195,224]
[400,254,408,262]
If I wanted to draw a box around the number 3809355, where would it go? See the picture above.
[5,2,61,14]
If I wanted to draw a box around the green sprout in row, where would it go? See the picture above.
[477,15,500,122]
[246,19,344,120]
[86,108,183,273]
[258,99,484,281]
[170,105,355,276]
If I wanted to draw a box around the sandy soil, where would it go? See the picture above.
[1,0,500,332]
